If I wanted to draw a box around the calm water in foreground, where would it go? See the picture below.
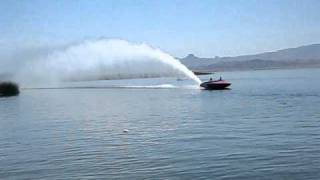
[1,68,320,179]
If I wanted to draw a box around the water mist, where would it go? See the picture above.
[15,39,202,86]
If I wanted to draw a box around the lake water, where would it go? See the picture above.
[1,68,320,179]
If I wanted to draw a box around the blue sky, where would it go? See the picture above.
[1,0,320,57]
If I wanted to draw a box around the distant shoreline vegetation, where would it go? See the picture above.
[0,82,20,97]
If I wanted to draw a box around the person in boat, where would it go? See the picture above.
[209,76,222,82]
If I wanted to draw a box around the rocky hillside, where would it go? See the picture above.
[180,44,320,71]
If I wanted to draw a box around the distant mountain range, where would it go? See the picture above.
[179,44,320,72]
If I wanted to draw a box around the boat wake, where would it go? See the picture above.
[23,84,200,90]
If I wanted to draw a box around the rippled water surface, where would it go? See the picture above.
[1,68,320,179]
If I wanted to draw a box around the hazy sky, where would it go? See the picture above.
[1,0,320,57]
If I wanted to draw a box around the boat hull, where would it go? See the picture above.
[200,81,231,90]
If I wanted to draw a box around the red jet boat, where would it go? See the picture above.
[200,77,231,90]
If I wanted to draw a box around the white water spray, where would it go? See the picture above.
[15,39,201,85]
